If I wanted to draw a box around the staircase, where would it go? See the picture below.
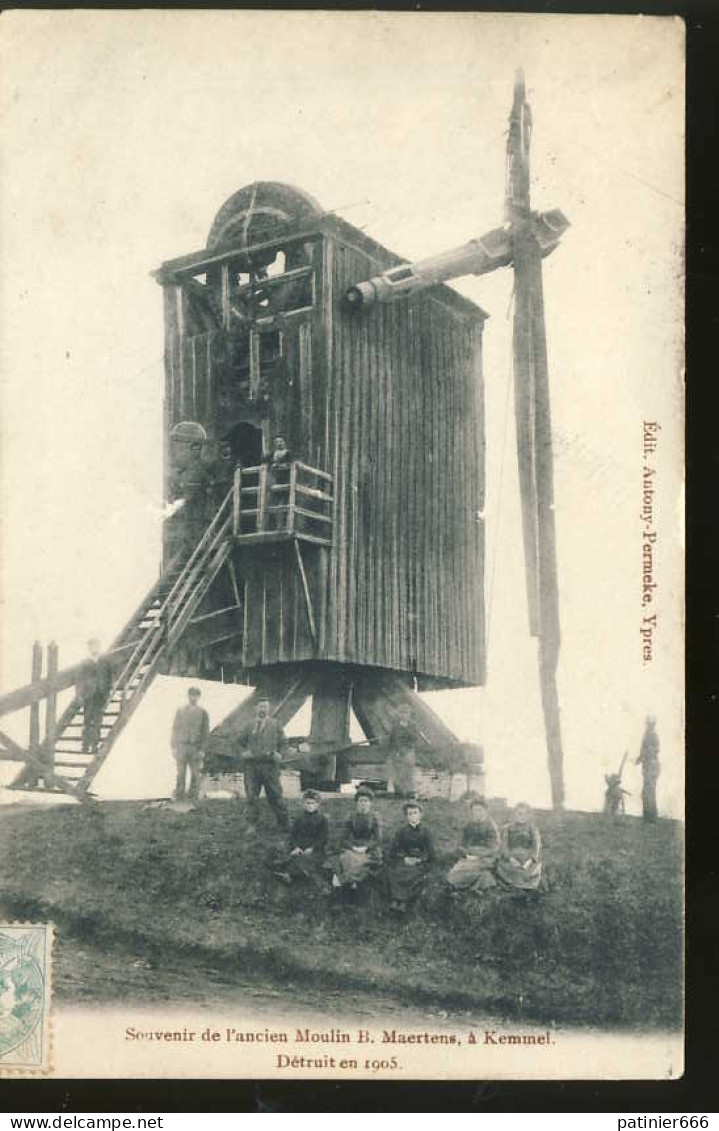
[18,489,235,797]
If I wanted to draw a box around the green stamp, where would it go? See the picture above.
[0,925,52,1073]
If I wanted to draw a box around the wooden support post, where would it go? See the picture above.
[258,463,269,532]
[227,557,242,609]
[221,265,231,330]
[293,540,317,651]
[45,641,58,773]
[288,461,297,534]
[309,669,352,784]
[29,641,42,752]
[249,331,261,402]
[233,466,242,536]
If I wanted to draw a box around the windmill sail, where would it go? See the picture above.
[506,70,565,808]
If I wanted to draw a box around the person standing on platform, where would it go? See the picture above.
[262,435,292,531]
[387,703,421,798]
[76,637,112,755]
[171,686,210,801]
[236,698,289,829]
[636,715,661,822]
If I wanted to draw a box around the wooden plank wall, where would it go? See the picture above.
[165,329,216,435]
[323,241,486,687]
[161,232,485,687]
[163,302,324,671]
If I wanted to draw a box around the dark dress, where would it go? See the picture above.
[334,813,382,887]
[279,810,329,885]
[447,814,500,891]
[495,821,542,891]
[387,823,435,903]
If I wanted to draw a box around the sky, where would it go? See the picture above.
[0,12,684,814]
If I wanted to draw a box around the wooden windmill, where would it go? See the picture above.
[345,69,569,806]
[0,70,566,806]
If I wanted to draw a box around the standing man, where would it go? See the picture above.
[387,703,422,799]
[76,637,112,755]
[262,435,292,531]
[235,698,289,829]
[171,686,210,801]
[636,715,661,822]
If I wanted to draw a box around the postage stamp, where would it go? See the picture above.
[0,924,53,1074]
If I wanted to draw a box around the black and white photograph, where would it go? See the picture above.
[0,11,684,1080]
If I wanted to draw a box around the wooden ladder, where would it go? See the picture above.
[14,489,235,797]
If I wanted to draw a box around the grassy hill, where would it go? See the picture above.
[0,796,682,1029]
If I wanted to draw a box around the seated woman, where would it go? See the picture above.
[495,802,542,892]
[332,786,382,892]
[273,789,328,887]
[387,800,435,913]
[447,794,500,893]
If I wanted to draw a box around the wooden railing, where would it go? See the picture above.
[232,461,333,547]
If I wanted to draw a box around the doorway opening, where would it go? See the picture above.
[223,421,264,468]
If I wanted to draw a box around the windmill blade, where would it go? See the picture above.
[507,68,566,808]
[512,237,541,638]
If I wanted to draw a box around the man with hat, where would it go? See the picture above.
[387,703,422,798]
[76,637,112,755]
[235,697,289,829]
[171,686,210,801]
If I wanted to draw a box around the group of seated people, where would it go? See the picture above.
[271,787,543,913]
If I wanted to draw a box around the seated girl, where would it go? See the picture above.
[273,789,328,887]
[387,800,435,913]
[495,802,542,892]
[332,785,382,892]
[447,794,500,893]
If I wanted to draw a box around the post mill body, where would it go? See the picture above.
[154,182,488,770]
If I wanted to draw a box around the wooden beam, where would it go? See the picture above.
[206,670,312,759]
[232,466,242,536]
[352,669,459,747]
[227,558,242,609]
[0,641,135,720]
[221,264,231,331]
[29,642,42,752]
[249,331,262,403]
[292,540,317,651]
[0,729,26,760]
[45,641,58,772]
[257,462,269,531]
[309,668,351,782]
[152,230,323,284]
[182,605,243,651]
[288,461,297,534]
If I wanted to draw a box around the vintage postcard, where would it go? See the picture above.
[0,12,684,1080]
